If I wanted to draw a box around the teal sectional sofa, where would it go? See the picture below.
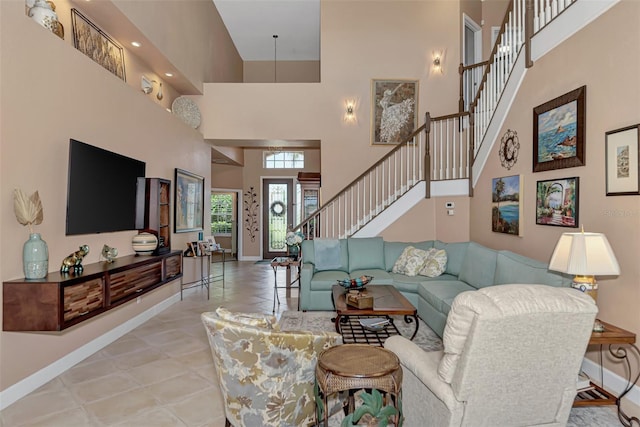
[299,237,571,337]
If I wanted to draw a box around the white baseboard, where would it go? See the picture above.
[581,355,640,408]
[0,293,180,411]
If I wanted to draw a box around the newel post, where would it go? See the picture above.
[424,112,431,199]
[525,0,534,68]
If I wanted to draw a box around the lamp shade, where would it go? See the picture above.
[548,232,620,276]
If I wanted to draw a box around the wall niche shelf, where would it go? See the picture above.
[2,251,182,332]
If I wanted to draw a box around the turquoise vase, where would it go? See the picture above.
[288,244,300,260]
[23,233,48,279]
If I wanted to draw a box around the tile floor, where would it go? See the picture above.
[1,261,298,427]
[0,261,622,426]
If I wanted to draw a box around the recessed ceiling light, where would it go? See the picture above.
[131,41,141,47]
[165,72,173,77]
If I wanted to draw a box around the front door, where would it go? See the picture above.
[262,178,294,259]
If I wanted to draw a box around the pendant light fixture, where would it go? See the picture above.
[273,34,278,83]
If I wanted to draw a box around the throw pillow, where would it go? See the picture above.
[392,246,431,277]
[419,248,448,277]
[216,307,280,330]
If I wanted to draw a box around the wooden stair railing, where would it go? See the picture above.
[292,0,579,239]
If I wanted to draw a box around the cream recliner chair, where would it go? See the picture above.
[201,308,342,427]
[384,284,597,427]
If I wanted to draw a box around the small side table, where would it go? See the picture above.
[574,320,639,426]
[315,344,402,426]
[181,253,211,300]
[270,257,300,312]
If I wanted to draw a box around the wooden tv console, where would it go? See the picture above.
[3,250,183,331]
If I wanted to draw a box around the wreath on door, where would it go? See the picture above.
[270,201,286,217]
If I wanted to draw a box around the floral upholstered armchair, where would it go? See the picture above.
[201,307,343,427]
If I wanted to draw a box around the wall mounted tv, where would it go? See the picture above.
[66,139,146,235]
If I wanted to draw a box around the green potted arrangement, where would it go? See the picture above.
[341,389,400,427]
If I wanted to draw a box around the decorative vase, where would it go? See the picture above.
[288,244,300,260]
[132,232,158,255]
[23,233,48,279]
[27,0,59,34]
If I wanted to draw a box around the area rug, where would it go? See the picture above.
[279,311,620,427]
[279,310,443,352]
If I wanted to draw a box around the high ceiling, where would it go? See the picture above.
[212,0,321,61]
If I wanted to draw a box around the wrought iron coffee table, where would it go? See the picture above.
[331,284,418,346]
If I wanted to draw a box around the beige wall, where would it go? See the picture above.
[244,60,320,83]
[211,164,244,189]
[0,1,211,392]
[204,0,463,255]
[470,2,639,413]
[481,0,509,58]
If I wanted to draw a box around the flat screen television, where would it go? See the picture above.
[66,139,146,235]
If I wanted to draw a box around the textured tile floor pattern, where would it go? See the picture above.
[0,261,621,426]
[0,261,298,427]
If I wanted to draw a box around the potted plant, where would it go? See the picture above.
[341,388,400,427]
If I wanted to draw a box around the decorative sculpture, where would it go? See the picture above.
[101,244,118,263]
[60,245,89,274]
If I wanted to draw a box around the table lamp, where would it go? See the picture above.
[548,228,620,331]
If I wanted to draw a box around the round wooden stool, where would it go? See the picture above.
[315,344,403,425]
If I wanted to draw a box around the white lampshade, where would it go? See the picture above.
[549,231,620,276]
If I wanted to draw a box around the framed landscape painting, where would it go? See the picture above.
[535,177,579,228]
[533,86,585,172]
[605,124,640,196]
[491,175,523,236]
[371,79,418,145]
[174,168,204,233]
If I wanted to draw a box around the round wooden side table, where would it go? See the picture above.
[315,344,403,426]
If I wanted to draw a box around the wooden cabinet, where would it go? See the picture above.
[3,251,182,331]
[136,177,171,255]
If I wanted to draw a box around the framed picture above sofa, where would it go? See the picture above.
[535,177,579,228]
[533,86,585,172]
[491,175,523,236]
[370,79,418,145]
[605,124,640,196]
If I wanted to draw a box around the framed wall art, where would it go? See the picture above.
[174,168,204,233]
[605,124,639,196]
[71,9,126,81]
[491,175,523,236]
[535,177,579,228]
[371,79,418,145]
[533,86,585,172]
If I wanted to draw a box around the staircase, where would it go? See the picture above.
[294,0,619,240]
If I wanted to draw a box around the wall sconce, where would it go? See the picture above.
[432,50,444,74]
[344,99,356,123]
[141,75,163,100]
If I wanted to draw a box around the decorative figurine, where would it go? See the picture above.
[101,244,118,263]
[60,245,89,274]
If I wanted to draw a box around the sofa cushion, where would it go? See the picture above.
[302,239,349,272]
[458,242,498,289]
[418,280,475,314]
[384,241,434,271]
[392,246,432,276]
[495,251,568,287]
[419,248,448,277]
[310,270,349,291]
[434,241,469,276]
[348,237,385,272]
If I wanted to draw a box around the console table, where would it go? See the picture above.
[3,251,183,331]
[574,320,639,427]
[270,257,300,312]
